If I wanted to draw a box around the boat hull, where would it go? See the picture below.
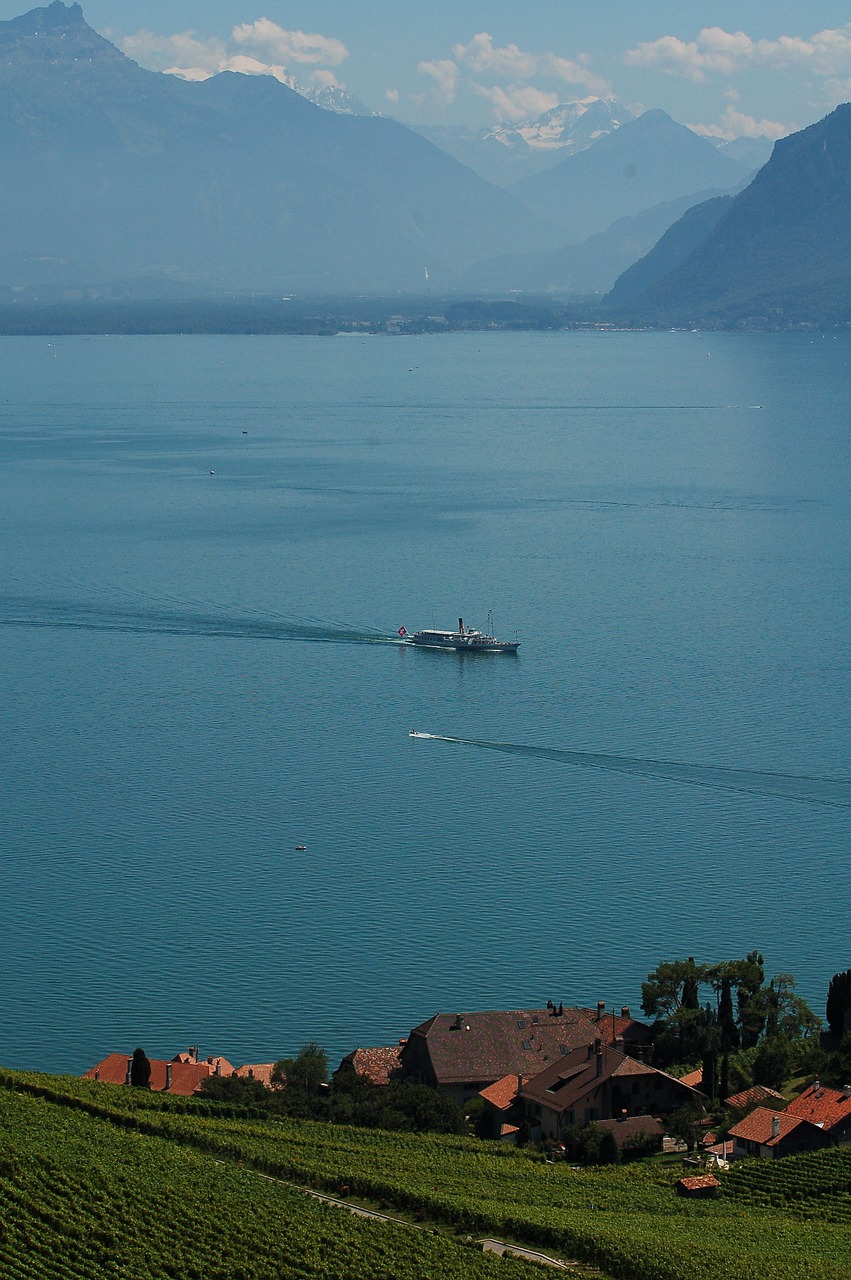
[409,632,519,653]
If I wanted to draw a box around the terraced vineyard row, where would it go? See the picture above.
[722,1146,851,1221]
[0,1089,539,1280]
[3,1072,850,1280]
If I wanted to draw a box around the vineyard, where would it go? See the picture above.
[722,1146,851,1221]
[0,1088,539,1280]
[1,1070,850,1280]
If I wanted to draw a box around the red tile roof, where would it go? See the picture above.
[336,1046,404,1086]
[233,1062,275,1087]
[519,1043,701,1116]
[595,1115,665,1148]
[725,1084,785,1111]
[727,1106,815,1147]
[677,1174,720,1192]
[83,1051,274,1095]
[680,1069,704,1089]
[479,1073,526,1112]
[785,1083,851,1132]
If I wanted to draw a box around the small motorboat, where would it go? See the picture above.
[295,844,307,851]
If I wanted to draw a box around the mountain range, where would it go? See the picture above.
[413,98,636,188]
[1,2,847,322]
[0,3,558,294]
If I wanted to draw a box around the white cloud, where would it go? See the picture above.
[625,24,851,81]
[418,58,459,104]
[231,19,348,67]
[690,104,790,141]
[385,88,400,104]
[454,32,537,79]
[120,29,227,74]
[454,30,610,97]
[822,76,851,104]
[310,69,342,90]
[474,83,559,122]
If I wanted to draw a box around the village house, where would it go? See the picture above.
[398,1002,651,1106]
[784,1080,851,1141]
[517,1040,702,1141]
[727,1106,834,1159]
[83,1047,274,1096]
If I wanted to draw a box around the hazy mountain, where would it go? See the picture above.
[605,196,733,305]
[714,135,774,168]
[166,62,374,117]
[0,3,558,295]
[511,109,759,244]
[413,97,633,187]
[462,188,733,296]
[607,103,851,324]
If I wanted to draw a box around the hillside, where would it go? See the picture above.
[606,195,734,305]
[2,1068,850,1280]
[463,188,732,296]
[611,103,851,324]
[0,3,557,296]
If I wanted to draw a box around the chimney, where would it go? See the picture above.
[451,1014,462,1030]
[843,1084,851,1099]
[125,1059,132,1086]
[596,1040,604,1076]
[813,1078,820,1094]
[458,618,464,634]
[215,1059,222,1076]
[165,1063,172,1090]
[621,1006,630,1020]
[596,1001,605,1021]
[771,1115,780,1139]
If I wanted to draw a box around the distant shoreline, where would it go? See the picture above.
[0,296,844,336]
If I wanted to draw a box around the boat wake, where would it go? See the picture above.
[0,593,400,648]
[407,733,851,809]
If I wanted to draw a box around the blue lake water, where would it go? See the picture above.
[0,330,848,1075]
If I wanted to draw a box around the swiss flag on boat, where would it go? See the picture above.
[398,626,408,637]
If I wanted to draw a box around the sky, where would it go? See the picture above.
[8,1,851,138]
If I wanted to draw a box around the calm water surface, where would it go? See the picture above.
[0,331,848,1074]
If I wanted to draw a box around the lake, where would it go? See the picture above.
[0,329,848,1075]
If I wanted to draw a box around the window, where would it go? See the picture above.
[522,1039,531,1050]
[516,1019,526,1030]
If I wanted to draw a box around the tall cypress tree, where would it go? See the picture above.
[826,970,851,1038]
[719,975,740,1051]
[129,1047,152,1089]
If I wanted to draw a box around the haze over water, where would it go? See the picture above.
[1,330,848,1075]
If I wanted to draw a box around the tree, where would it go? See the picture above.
[272,1041,328,1093]
[753,1035,796,1089]
[664,1101,705,1153]
[129,1047,151,1089]
[733,951,766,1048]
[197,1073,271,1108]
[641,957,708,1020]
[826,969,851,1038]
[717,974,740,1051]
